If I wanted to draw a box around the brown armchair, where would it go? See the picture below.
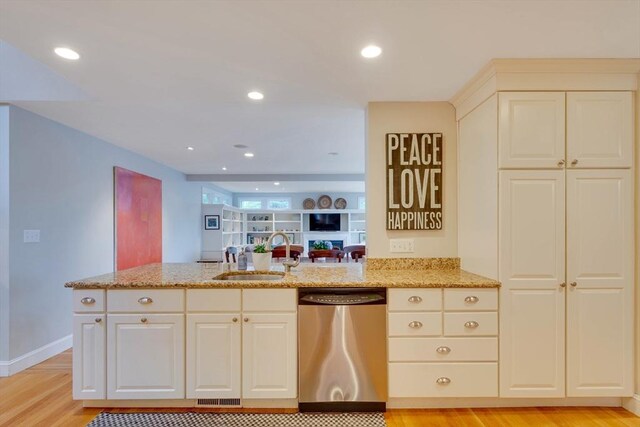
[271,244,303,261]
[343,245,366,262]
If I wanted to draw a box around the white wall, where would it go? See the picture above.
[365,102,458,258]
[6,106,201,360]
[0,106,9,362]
[232,192,365,210]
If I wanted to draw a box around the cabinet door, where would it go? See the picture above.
[499,92,566,169]
[186,314,241,399]
[566,169,633,396]
[499,170,566,397]
[242,313,297,399]
[107,314,184,399]
[72,314,105,399]
[567,92,633,169]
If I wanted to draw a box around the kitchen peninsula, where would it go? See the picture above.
[66,260,500,408]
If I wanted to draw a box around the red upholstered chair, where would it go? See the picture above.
[308,248,345,263]
[343,245,366,262]
[271,245,303,261]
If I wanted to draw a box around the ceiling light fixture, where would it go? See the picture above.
[187,146,195,151]
[54,47,80,60]
[360,45,382,58]
[247,91,264,100]
[328,152,339,155]
[274,182,280,186]
[244,152,254,158]
[233,144,248,149]
[255,187,259,191]
[222,167,227,171]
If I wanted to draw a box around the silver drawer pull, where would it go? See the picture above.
[408,296,422,303]
[436,377,451,385]
[464,321,479,329]
[140,317,148,323]
[80,297,95,305]
[436,346,451,354]
[138,297,153,304]
[95,318,102,323]
[408,321,423,329]
[464,296,479,304]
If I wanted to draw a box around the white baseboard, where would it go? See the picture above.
[0,334,72,377]
[623,394,640,417]
[388,396,622,409]
[83,399,297,408]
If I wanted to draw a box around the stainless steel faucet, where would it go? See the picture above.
[266,231,300,273]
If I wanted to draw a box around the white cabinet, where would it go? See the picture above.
[186,314,241,399]
[566,170,633,396]
[499,92,566,169]
[499,170,566,397]
[107,314,185,399]
[242,313,297,399]
[72,314,106,399]
[567,92,633,168]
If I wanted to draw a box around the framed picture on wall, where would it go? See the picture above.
[204,215,220,230]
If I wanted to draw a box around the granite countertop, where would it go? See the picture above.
[65,261,500,289]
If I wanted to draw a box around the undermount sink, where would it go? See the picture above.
[214,272,285,281]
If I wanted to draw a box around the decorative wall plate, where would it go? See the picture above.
[334,198,347,209]
[303,198,316,209]
[318,195,332,209]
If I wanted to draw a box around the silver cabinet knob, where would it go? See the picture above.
[243,317,249,323]
[95,318,102,323]
[560,282,566,288]
[80,297,96,305]
[436,377,451,385]
[570,282,577,287]
[140,318,148,323]
[571,159,578,166]
[408,296,422,303]
[464,296,479,304]
[138,297,153,304]
[464,321,479,329]
[436,346,451,354]
[557,159,565,167]
[408,321,423,329]
[232,317,238,323]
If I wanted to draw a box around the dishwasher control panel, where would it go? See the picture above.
[299,288,386,305]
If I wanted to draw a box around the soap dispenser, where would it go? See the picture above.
[238,248,248,271]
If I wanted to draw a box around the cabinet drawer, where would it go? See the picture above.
[388,289,441,312]
[187,289,241,312]
[73,290,105,312]
[388,312,441,337]
[444,312,498,336]
[444,289,497,311]
[389,337,498,362]
[107,289,184,313]
[389,362,498,397]
[243,289,296,312]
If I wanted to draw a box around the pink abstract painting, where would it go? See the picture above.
[115,167,162,271]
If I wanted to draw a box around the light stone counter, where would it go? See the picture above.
[65,260,500,289]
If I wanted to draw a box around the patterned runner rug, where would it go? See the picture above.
[87,412,387,427]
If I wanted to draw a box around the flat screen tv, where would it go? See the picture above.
[309,213,341,232]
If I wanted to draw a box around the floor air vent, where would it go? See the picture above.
[196,398,241,407]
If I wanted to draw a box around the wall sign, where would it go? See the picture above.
[386,133,443,230]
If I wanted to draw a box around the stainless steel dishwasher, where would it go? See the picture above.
[298,288,387,412]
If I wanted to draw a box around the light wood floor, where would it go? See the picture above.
[1,350,638,427]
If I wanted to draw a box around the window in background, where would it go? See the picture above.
[267,198,291,210]
[358,196,366,210]
[240,200,263,209]
[238,197,292,210]
[202,188,231,205]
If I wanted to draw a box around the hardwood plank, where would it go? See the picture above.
[1,350,639,427]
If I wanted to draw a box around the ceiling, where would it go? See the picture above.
[1,0,639,175]
[212,180,365,194]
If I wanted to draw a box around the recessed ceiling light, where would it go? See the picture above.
[233,144,248,149]
[360,45,382,58]
[328,152,339,155]
[54,47,80,60]
[274,182,280,186]
[222,167,227,171]
[247,91,264,100]
[244,152,254,158]
[255,187,259,191]
[187,146,195,151]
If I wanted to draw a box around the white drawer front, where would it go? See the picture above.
[389,337,498,362]
[187,289,241,312]
[444,312,497,336]
[107,289,184,313]
[388,289,441,312]
[73,289,106,312]
[389,362,498,397]
[388,312,441,337]
[242,289,296,312]
[444,289,498,311]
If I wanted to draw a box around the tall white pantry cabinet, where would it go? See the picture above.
[456,61,636,400]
